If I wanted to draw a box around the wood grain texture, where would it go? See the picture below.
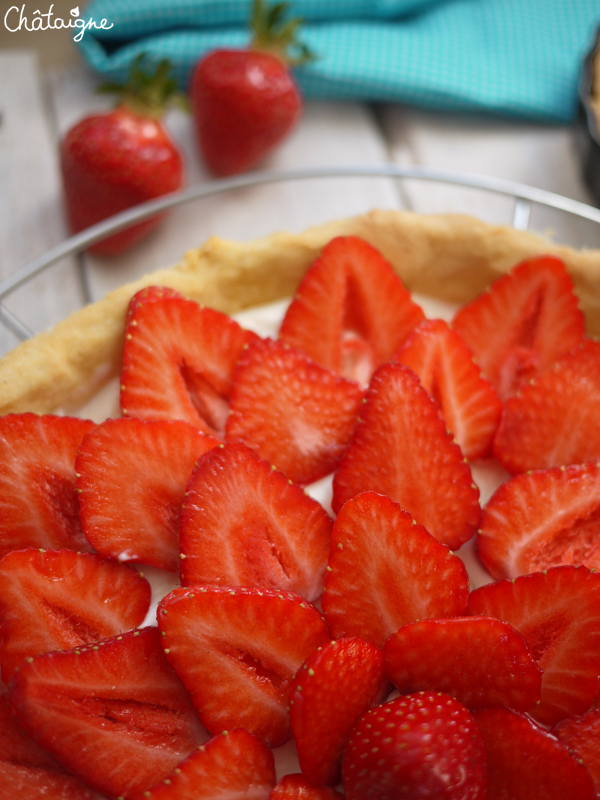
[0,52,83,354]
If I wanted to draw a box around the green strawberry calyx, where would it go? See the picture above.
[97,55,189,118]
[250,0,315,66]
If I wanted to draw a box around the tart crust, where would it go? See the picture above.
[2,208,600,416]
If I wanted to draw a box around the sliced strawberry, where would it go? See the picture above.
[393,318,502,460]
[0,548,151,683]
[331,363,481,549]
[554,709,600,795]
[342,692,487,800]
[477,463,600,580]
[76,417,219,571]
[0,694,97,800]
[474,707,595,800]
[131,729,276,800]
[179,442,332,601]
[157,585,330,748]
[384,616,542,712]
[270,773,345,799]
[321,492,469,648]
[8,627,207,800]
[279,236,425,385]
[120,294,259,437]
[125,285,184,323]
[452,254,585,401]
[493,339,600,474]
[0,413,95,558]
[226,338,364,485]
[288,637,389,787]
[467,566,600,725]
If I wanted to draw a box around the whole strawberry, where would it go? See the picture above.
[191,0,311,176]
[60,57,184,255]
[342,692,488,800]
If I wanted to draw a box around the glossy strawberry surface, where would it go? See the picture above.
[342,692,487,799]
[61,107,183,255]
[191,49,301,176]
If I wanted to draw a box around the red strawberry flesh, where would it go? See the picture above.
[467,565,600,725]
[493,339,600,474]
[452,254,584,401]
[0,547,151,683]
[157,585,330,748]
[384,616,542,711]
[0,413,95,558]
[270,773,345,799]
[322,492,469,648]
[0,694,97,800]
[179,441,332,601]
[474,706,595,799]
[8,626,207,799]
[226,338,364,485]
[554,708,600,795]
[332,362,481,549]
[394,317,502,460]
[288,637,389,786]
[121,295,258,436]
[477,462,600,579]
[77,417,220,571]
[279,236,425,384]
[131,728,276,800]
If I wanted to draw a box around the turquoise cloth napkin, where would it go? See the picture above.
[78,0,600,123]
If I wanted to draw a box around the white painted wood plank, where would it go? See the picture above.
[378,106,600,250]
[0,51,83,355]
[48,65,401,303]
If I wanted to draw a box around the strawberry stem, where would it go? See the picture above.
[97,55,189,118]
[250,0,314,66]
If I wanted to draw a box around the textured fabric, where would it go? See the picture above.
[78,0,600,122]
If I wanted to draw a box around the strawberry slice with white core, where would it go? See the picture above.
[288,637,389,787]
[157,585,330,748]
[279,236,425,384]
[0,547,151,683]
[120,292,259,437]
[474,707,595,800]
[179,442,332,601]
[394,318,502,460]
[477,462,600,580]
[0,413,95,558]
[467,566,600,725]
[452,254,585,401]
[321,492,469,648]
[493,339,600,474]
[554,709,600,795]
[332,362,481,549]
[270,774,345,799]
[226,338,364,485]
[130,729,276,800]
[384,616,542,712]
[342,692,487,800]
[8,626,207,800]
[0,695,97,800]
[76,417,219,571]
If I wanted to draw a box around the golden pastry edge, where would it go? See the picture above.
[2,208,600,416]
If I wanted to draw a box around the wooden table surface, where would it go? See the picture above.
[2,49,599,359]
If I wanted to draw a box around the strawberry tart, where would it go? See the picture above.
[1,210,600,799]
